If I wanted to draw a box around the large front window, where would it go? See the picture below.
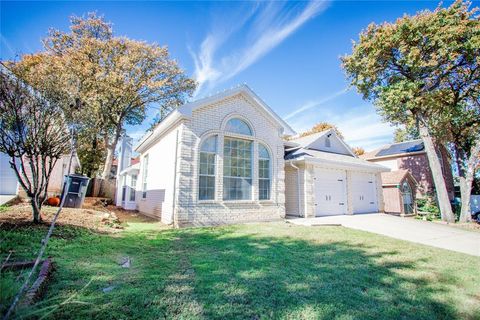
[223,137,252,200]
[199,136,217,200]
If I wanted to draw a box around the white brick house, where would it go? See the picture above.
[117,85,295,227]
[116,85,389,227]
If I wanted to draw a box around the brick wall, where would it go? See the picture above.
[398,149,454,200]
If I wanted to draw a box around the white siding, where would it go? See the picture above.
[137,126,179,224]
[308,134,352,155]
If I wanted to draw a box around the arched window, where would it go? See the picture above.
[258,144,271,200]
[199,135,217,200]
[225,118,253,136]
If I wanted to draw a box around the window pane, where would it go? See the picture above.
[200,136,217,152]
[225,118,253,136]
[199,176,215,200]
[259,144,270,159]
[199,137,216,200]
[129,187,136,201]
[259,179,270,200]
[258,143,270,200]
[223,177,252,200]
[223,137,252,200]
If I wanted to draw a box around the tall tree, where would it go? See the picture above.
[342,0,479,222]
[300,122,344,139]
[12,13,196,180]
[436,101,480,222]
[393,125,420,143]
[0,67,71,223]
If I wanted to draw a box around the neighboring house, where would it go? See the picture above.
[284,131,389,217]
[361,139,455,200]
[116,85,390,227]
[115,137,140,210]
[0,151,81,198]
[111,156,139,178]
[381,169,418,216]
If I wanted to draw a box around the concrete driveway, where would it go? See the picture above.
[288,213,480,257]
[0,195,16,206]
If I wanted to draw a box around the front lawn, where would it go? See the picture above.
[1,214,479,319]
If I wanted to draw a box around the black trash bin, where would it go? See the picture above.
[62,174,90,208]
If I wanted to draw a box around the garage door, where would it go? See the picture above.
[0,153,18,195]
[351,172,378,214]
[314,168,347,216]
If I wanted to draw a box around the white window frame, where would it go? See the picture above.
[198,135,217,201]
[258,144,271,201]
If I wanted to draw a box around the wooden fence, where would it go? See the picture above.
[88,178,116,201]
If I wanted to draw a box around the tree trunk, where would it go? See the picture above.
[31,198,42,224]
[417,116,455,222]
[101,124,122,180]
[458,175,473,223]
[101,145,115,180]
[458,141,480,222]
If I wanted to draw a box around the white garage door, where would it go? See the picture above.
[0,153,18,195]
[351,172,378,214]
[314,168,347,216]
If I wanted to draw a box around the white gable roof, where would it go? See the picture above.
[178,84,295,135]
[136,85,296,153]
[289,129,356,157]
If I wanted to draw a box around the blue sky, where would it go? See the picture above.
[0,1,468,150]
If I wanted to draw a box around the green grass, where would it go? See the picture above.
[1,221,479,319]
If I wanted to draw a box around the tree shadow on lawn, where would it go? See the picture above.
[177,228,460,320]
[5,224,476,319]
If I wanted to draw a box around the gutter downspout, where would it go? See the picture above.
[289,162,302,217]
[171,129,180,227]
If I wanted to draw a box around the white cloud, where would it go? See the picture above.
[191,1,329,96]
[284,88,348,120]
[128,129,146,142]
[338,113,395,150]
[287,98,395,151]
[0,34,15,57]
